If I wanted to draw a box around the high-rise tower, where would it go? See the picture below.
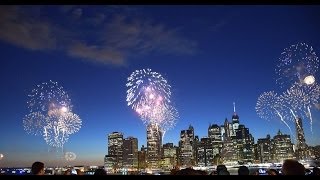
[232,102,239,130]
[295,118,308,160]
[147,123,162,170]
[107,132,124,171]
[123,136,138,170]
[179,125,195,167]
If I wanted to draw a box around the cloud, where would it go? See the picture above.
[210,20,227,32]
[59,5,77,13]
[0,6,197,66]
[85,13,106,26]
[0,6,57,50]
[316,103,320,110]
[67,42,126,66]
[72,8,83,19]
[101,15,197,56]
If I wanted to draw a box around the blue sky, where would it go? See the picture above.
[0,5,320,167]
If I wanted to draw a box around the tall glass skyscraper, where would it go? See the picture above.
[147,123,162,170]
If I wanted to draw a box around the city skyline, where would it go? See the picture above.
[0,5,320,167]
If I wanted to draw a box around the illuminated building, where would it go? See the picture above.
[272,130,294,162]
[295,118,308,160]
[179,125,195,167]
[106,132,124,172]
[147,123,162,169]
[123,136,138,171]
[257,135,272,163]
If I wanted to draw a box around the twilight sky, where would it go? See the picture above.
[0,5,320,167]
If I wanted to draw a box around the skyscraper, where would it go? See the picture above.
[295,118,308,160]
[257,134,272,163]
[162,143,178,170]
[123,136,138,171]
[138,145,147,170]
[197,137,213,166]
[147,123,162,169]
[272,130,294,162]
[179,125,195,167]
[208,124,222,164]
[232,102,240,131]
[220,103,254,164]
[106,132,124,172]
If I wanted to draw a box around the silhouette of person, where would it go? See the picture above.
[238,166,249,175]
[76,169,83,175]
[218,169,230,175]
[94,168,107,175]
[268,169,279,175]
[281,159,305,175]
[216,164,227,175]
[31,161,45,175]
[312,167,320,175]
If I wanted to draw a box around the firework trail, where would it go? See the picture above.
[281,82,320,134]
[23,80,82,149]
[126,69,178,134]
[275,43,319,89]
[64,152,77,161]
[256,91,294,138]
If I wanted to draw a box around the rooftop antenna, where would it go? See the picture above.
[233,102,236,113]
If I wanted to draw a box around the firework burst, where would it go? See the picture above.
[281,82,320,133]
[27,80,72,114]
[23,80,82,149]
[126,69,178,135]
[64,152,77,161]
[23,112,48,136]
[155,105,179,133]
[275,43,319,89]
[43,109,82,148]
[140,104,179,134]
[126,69,171,110]
[256,91,293,137]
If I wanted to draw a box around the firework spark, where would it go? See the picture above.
[64,152,77,161]
[140,104,179,134]
[23,80,82,148]
[281,82,320,133]
[43,109,82,148]
[155,105,179,133]
[23,112,48,136]
[275,43,319,89]
[126,69,171,110]
[59,112,82,135]
[27,80,73,114]
[126,69,178,135]
[0,153,3,160]
[256,91,293,137]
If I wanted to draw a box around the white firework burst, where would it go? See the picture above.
[27,80,73,113]
[256,91,293,136]
[23,112,48,136]
[281,82,320,133]
[23,80,82,149]
[275,43,319,89]
[126,69,171,110]
[64,152,76,161]
[126,69,179,136]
